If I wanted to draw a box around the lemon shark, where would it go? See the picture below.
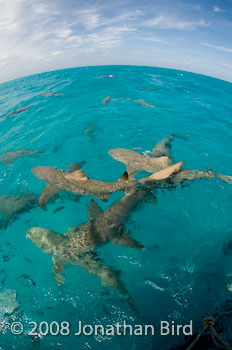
[31,161,184,208]
[109,136,232,185]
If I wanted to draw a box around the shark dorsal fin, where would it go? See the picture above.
[87,199,103,221]
[67,161,86,172]
[65,170,87,181]
[119,171,129,181]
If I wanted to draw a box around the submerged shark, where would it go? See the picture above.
[0,192,39,229]
[0,149,38,165]
[109,137,232,185]
[1,105,32,122]
[26,188,156,306]
[31,161,184,208]
[39,92,63,97]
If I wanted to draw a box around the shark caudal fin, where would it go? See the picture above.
[140,161,184,183]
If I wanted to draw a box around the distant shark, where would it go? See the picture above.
[109,136,232,185]
[26,188,157,308]
[0,192,39,229]
[39,92,63,97]
[0,149,38,165]
[31,161,184,208]
[1,105,32,122]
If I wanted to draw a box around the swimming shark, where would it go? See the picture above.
[109,137,232,185]
[1,105,32,122]
[31,161,184,208]
[26,189,153,307]
[109,136,174,178]
[0,192,39,229]
[39,92,63,97]
[0,149,38,165]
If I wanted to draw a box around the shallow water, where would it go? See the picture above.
[0,65,232,349]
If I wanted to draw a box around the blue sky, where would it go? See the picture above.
[0,0,232,83]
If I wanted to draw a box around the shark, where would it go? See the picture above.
[39,92,63,97]
[1,105,32,122]
[109,137,232,185]
[31,161,184,208]
[0,149,38,165]
[26,188,156,308]
[0,192,39,229]
[109,136,174,178]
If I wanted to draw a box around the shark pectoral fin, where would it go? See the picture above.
[39,183,60,208]
[65,170,88,181]
[67,161,86,172]
[87,199,103,221]
[52,257,67,285]
[142,161,184,182]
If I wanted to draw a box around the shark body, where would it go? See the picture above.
[0,149,38,165]
[31,161,184,208]
[26,189,151,304]
[39,92,63,97]
[109,137,232,185]
[1,105,32,121]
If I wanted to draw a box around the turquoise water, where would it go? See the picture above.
[0,65,232,349]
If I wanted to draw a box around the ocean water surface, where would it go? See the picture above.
[0,65,232,349]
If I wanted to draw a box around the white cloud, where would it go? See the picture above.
[51,51,64,57]
[202,42,232,53]
[57,28,72,38]
[219,63,232,70]
[213,6,225,13]
[144,15,210,30]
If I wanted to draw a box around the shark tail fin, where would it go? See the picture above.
[140,161,184,183]
[65,170,88,181]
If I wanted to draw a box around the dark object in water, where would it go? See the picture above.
[1,105,32,121]
[53,206,65,214]
[39,92,63,97]
[223,240,232,255]
[19,274,36,286]
[0,269,6,285]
